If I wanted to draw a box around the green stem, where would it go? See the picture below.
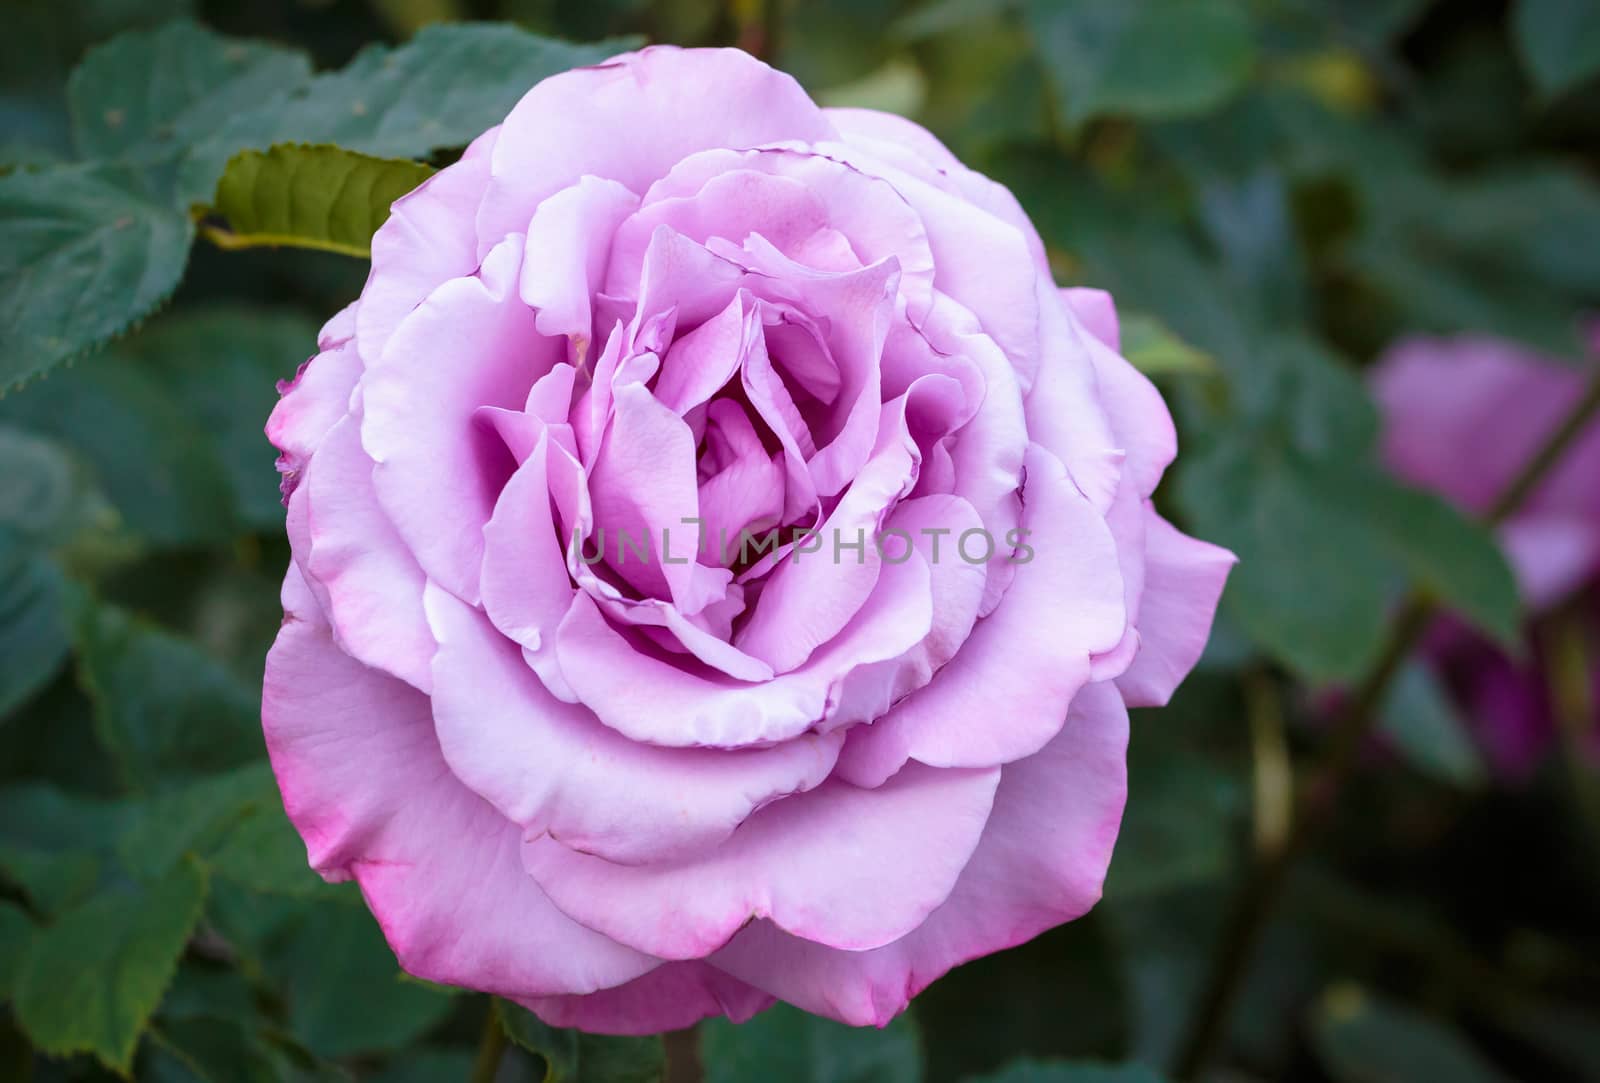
[470,1000,508,1083]
[1171,363,1600,1080]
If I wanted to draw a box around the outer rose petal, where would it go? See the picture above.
[1061,286,1121,352]
[303,414,434,691]
[356,126,499,366]
[426,585,845,866]
[823,106,1054,279]
[262,567,657,998]
[518,962,772,1036]
[710,681,1128,1027]
[478,46,837,252]
[834,444,1126,786]
[522,760,1000,960]
[1114,509,1237,708]
[362,234,559,605]
[267,304,361,494]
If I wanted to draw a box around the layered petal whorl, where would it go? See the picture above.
[263,44,1233,1031]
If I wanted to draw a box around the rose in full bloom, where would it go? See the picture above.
[262,45,1233,1031]
[1373,334,1600,778]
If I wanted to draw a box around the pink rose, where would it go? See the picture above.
[262,45,1233,1032]
[1373,335,1600,777]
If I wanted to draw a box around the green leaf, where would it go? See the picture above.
[1025,0,1255,127]
[269,901,454,1058]
[1312,987,1512,1083]
[967,1060,1170,1082]
[67,19,311,165]
[1357,478,1522,648]
[115,763,276,880]
[73,598,262,791]
[1117,313,1216,376]
[1513,0,1600,100]
[0,783,120,914]
[701,1002,924,1083]
[1379,663,1488,788]
[117,305,319,531]
[0,547,69,720]
[0,164,192,391]
[0,425,97,546]
[1270,451,1521,646]
[916,918,1127,1077]
[144,1018,290,1083]
[497,999,666,1082]
[1177,439,1397,681]
[0,347,237,545]
[12,854,208,1073]
[180,24,636,200]
[204,143,435,258]
[156,962,259,1027]
[0,900,35,1001]
[1103,730,1243,900]
[1346,160,1598,356]
[368,1049,478,1083]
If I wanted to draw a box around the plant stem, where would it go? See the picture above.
[1171,364,1600,1080]
[470,1000,508,1083]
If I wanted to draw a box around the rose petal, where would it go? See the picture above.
[357,127,499,366]
[304,414,435,692]
[362,234,560,604]
[426,586,843,865]
[262,572,656,998]
[523,759,1000,959]
[479,45,836,253]
[1114,508,1235,708]
[834,444,1126,786]
[517,962,772,1036]
[520,175,640,364]
[710,681,1127,1026]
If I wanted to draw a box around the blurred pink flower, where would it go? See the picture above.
[1373,333,1600,779]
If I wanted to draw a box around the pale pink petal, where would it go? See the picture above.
[617,147,934,322]
[523,760,1000,959]
[479,46,836,252]
[304,414,435,692]
[1061,286,1120,351]
[554,541,934,748]
[362,235,561,604]
[654,293,748,415]
[267,306,362,497]
[710,681,1128,1027]
[823,107,1053,278]
[480,432,579,689]
[519,962,772,1035]
[834,444,1126,787]
[1499,516,1600,609]
[588,382,732,613]
[1115,509,1236,708]
[734,382,951,673]
[520,175,640,363]
[357,127,498,366]
[1071,291,1176,499]
[1023,290,1123,513]
[827,495,988,730]
[425,586,843,865]
[262,583,656,998]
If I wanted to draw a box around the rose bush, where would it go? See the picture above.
[1373,335,1600,777]
[263,44,1233,1032]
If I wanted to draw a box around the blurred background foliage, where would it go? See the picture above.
[2,0,1599,1080]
